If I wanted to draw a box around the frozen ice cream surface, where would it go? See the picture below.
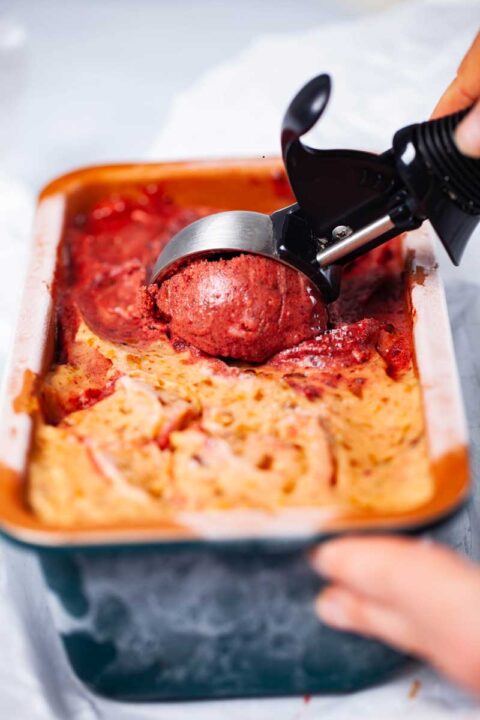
[151,254,328,363]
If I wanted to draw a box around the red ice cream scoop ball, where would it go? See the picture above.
[150,253,328,363]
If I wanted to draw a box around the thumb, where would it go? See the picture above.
[455,100,480,158]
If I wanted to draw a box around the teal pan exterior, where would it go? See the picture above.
[38,542,406,700]
[12,501,466,703]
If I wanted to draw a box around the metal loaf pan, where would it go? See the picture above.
[0,160,470,701]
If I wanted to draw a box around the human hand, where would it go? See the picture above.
[432,31,480,158]
[310,536,480,694]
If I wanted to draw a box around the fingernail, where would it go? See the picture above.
[455,102,480,158]
[316,592,349,629]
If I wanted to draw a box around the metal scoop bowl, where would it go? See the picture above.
[151,211,275,283]
[149,205,343,301]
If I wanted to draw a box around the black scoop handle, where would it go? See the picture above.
[394,108,480,264]
[281,73,480,268]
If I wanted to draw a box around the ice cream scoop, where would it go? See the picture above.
[151,74,480,304]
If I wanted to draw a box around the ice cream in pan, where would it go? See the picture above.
[32,187,422,525]
[28,74,480,526]
[150,73,480,362]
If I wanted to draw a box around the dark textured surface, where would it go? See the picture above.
[40,545,408,701]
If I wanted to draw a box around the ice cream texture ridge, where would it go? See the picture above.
[27,181,433,527]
